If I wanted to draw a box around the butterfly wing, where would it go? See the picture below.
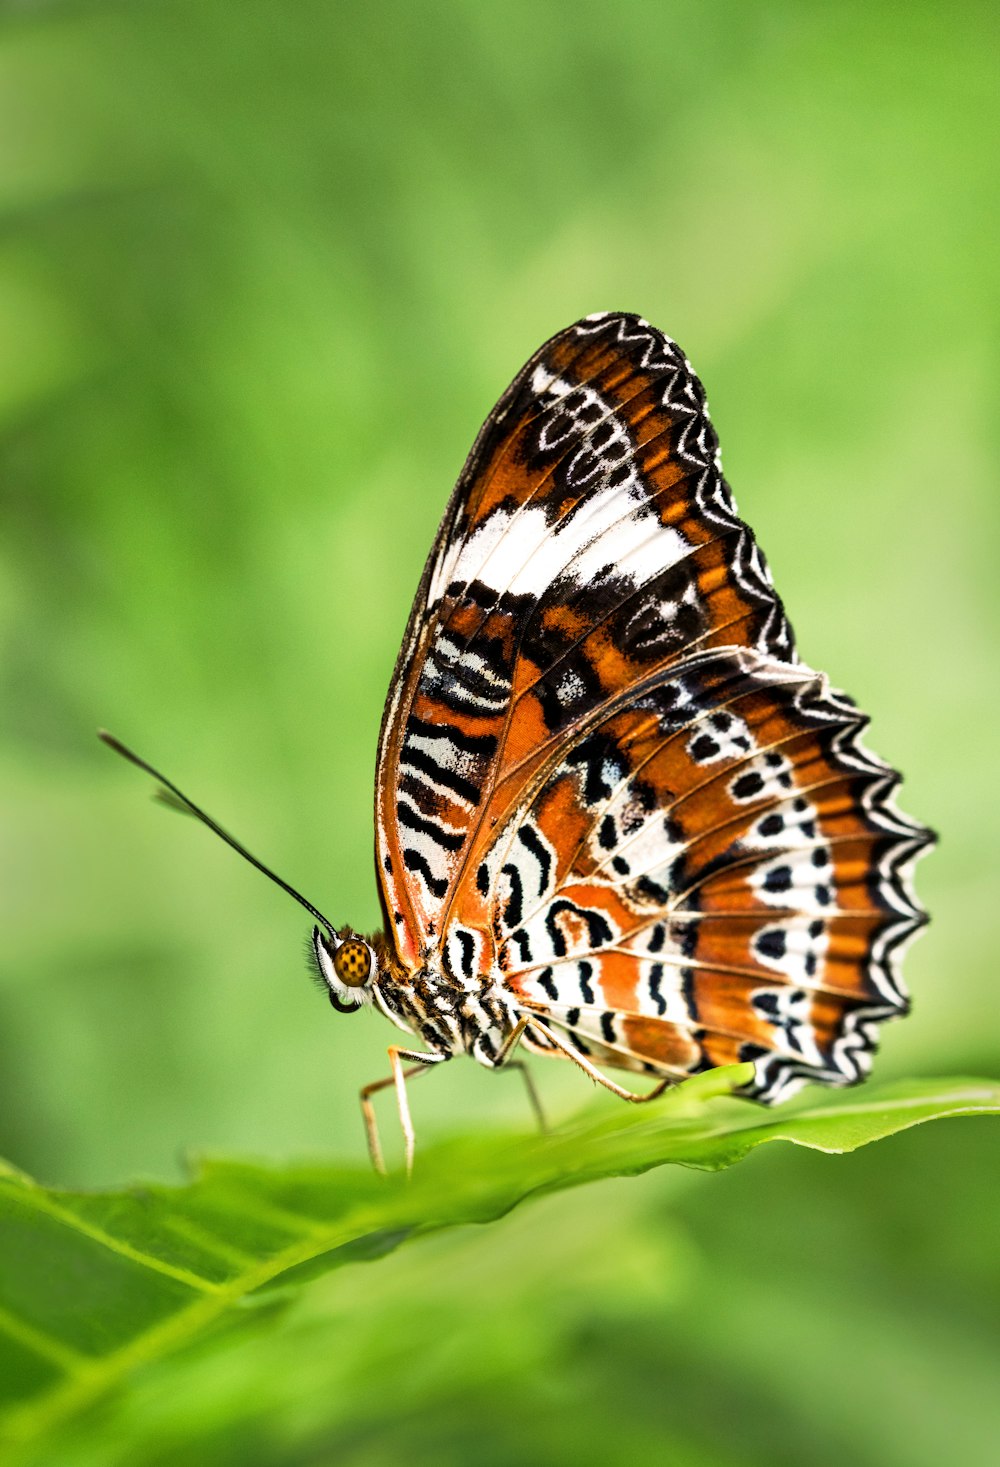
[375,312,932,1096]
[376,312,793,959]
[489,647,931,1099]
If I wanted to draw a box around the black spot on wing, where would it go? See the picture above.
[453,929,476,980]
[544,899,615,958]
[689,733,720,763]
[763,865,793,895]
[500,863,524,928]
[402,847,448,899]
[755,928,787,961]
[507,928,530,962]
[648,962,667,1016]
[732,770,765,801]
[563,733,626,805]
[517,823,553,897]
[537,967,559,1002]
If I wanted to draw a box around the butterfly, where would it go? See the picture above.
[103,312,934,1172]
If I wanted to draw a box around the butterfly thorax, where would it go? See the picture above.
[373,947,522,1068]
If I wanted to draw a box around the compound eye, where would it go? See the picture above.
[333,937,372,987]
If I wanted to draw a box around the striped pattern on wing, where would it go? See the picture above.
[480,647,932,1100]
[376,313,794,969]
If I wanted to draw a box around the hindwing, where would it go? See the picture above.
[481,647,930,1099]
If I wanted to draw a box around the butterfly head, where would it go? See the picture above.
[311,926,377,1012]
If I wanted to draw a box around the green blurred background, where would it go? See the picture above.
[1,1,998,1463]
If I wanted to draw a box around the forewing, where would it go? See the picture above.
[376,313,794,969]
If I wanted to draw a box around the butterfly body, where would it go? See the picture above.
[104,312,933,1171]
[370,952,523,1070]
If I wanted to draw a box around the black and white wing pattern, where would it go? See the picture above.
[373,313,932,1099]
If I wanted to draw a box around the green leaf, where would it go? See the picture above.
[1,1070,997,1456]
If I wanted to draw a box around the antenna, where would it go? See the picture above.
[98,730,338,940]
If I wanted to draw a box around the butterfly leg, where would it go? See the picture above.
[494,1015,548,1133]
[526,1017,671,1105]
[503,1062,548,1133]
[360,1047,450,1178]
